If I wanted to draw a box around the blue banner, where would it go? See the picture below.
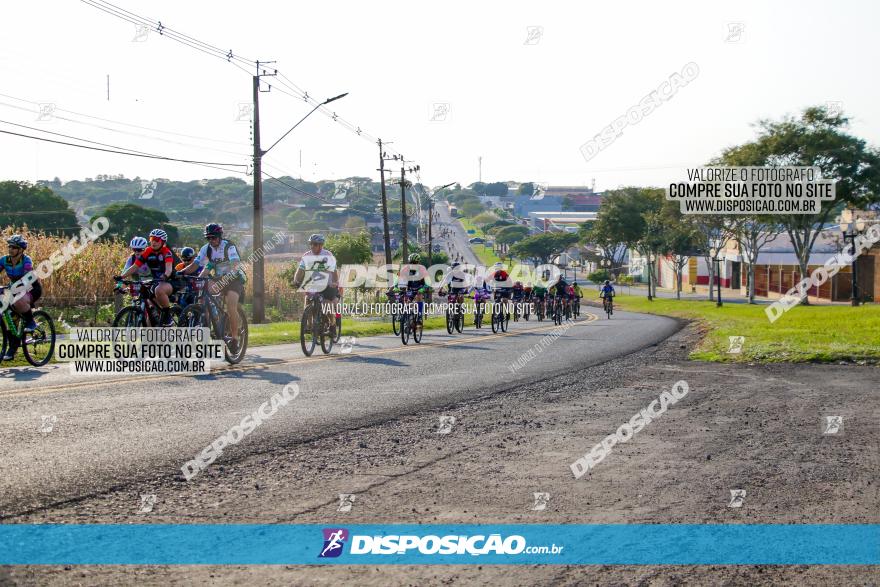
[0,524,877,565]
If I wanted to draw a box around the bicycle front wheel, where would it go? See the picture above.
[300,305,317,356]
[23,310,56,367]
[400,314,411,345]
[224,305,248,364]
[320,314,334,354]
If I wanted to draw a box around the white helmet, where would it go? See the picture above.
[129,236,148,250]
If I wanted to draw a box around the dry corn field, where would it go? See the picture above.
[0,228,297,310]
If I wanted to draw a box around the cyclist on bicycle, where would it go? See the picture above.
[185,224,247,352]
[120,237,152,281]
[487,262,513,316]
[533,280,548,316]
[119,228,175,326]
[438,261,471,297]
[399,253,430,325]
[175,247,201,275]
[600,280,615,300]
[552,275,571,318]
[0,235,40,359]
[173,246,201,309]
[291,233,339,332]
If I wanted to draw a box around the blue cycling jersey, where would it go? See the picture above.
[0,254,35,280]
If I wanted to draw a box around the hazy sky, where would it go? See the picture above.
[1,0,878,192]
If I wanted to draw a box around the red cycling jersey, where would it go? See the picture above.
[134,245,174,278]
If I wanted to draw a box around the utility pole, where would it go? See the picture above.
[400,166,408,260]
[427,199,434,266]
[251,60,277,324]
[377,139,393,265]
[478,156,482,183]
[252,74,265,323]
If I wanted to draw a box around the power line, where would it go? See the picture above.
[0,92,249,147]
[0,124,248,173]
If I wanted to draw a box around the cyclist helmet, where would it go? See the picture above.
[204,223,223,238]
[181,246,196,261]
[149,228,168,243]
[129,236,148,250]
[604,280,611,285]
[514,281,523,287]
[6,234,27,250]
[308,233,325,245]
[493,262,503,270]
[408,253,421,263]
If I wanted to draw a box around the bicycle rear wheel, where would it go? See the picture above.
[113,306,143,328]
[391,312,401,336]
[23,310,56,367]
[300,305,317,356]
[445,309,454,334]
[454,308,463,333]
[491,308,499,333]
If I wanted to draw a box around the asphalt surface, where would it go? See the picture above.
[0,308,679,516]
[435,203,480,266]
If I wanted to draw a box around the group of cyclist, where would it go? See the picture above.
[385,257,606,326]
[0,226,617,360]
[116,223,247,354]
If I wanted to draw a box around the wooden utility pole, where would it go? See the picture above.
[252,74,265,323]
[377,139,392,265]
[427,199,434,266]
[400,166,408,260]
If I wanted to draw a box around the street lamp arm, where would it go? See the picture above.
[262,92,348,155]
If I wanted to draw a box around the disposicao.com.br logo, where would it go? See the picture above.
[319,528,563,558]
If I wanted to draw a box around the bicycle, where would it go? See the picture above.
[549,295,563,326]
[113,279,182,328]
[444,290,465,334]
[178,277,248,364]
[0,287,56,367]
[535,297,546,322]
[491,290,511,333]
[573,297,581,318]
[602,295,614,319]
[473,289,490,329]
[297,290,337,356]
[399,289,424,345]
[387,288,403,336]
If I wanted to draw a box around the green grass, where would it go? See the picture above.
[613,293,880,363]
[249,315,453,347]
[458,217,502,265]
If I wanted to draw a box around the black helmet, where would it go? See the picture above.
[204,223,223,238]
[181,246,196,260]
[604,280,610,285]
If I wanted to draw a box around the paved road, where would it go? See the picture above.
[0,309,679,516]
[435,202,480,266]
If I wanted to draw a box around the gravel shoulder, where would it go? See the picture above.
[4,324,879,586]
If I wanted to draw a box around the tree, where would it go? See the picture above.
[510,232,579,264]
[579,220,626,275]
[518,182,535,196]
[495,225,529,252]
[714,106,880,304]
[485,182,509,198]
[730,215,783,303]
[472,212,499,226]
[654,201,700,299]
[326,232,372,265]
[93,202,179,244]
[594,187,664,293]
[686,215,734,302]
[460,199,485,217]
[0,181,79,237]
[470,182,487,196]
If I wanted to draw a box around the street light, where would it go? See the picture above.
[647,253,655,301]
[709,247,722,307]
[840,209,867,306]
